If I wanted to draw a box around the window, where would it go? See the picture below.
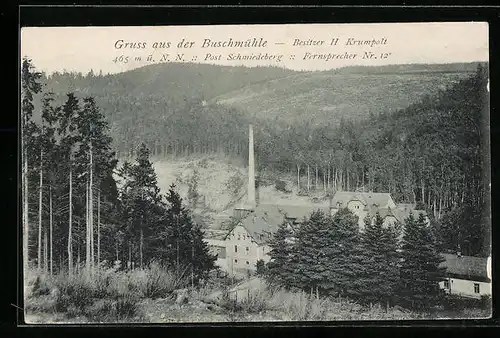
[246,261,249,265]
[218,246,226,259]
[444,280,450,289]
[234,259,238,263]
[234,245,238,253]
[238,234,241,240]
[474,283,480,294]
[246,247,249,253]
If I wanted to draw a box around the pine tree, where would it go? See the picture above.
[58,93,81,276]
[359,213,401,306]
[399,212,446,310]
[293,211,332,294]
[383,221,403,306]
[55,93,119,274]
[21,57,42,271]
[265,219,296,287]
[73,96,119,274]
[322,208,365,299]
[154,184,215,280]
[34,92,58,271]
[187,169,200,208]
[119,143,162,268]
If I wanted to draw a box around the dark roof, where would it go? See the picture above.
[202,229,228,240]
[397,203,416,210]
[439,253,490,281]
[238,203,329,245]
[364,204,427,224]
[391,207,427,223]
[331,191,394,208]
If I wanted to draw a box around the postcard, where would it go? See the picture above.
[20,22,491,324]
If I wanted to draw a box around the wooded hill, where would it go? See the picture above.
[211,63,478,125]
[33,61,489,257]
[36,62,478,158]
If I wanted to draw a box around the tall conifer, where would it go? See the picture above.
[399,212,445,309]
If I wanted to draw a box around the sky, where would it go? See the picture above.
[21,22,489,74]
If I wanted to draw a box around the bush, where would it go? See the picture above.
[114,293,139,320]
[239,290,269,314]
[85,299,115,322]
[25,263,193,321]
[297,189,309,197]
[225,174,244,198]
[440,294,492,311]
[54,275,96,314]
[25,295,57,313]
[31,275,52,297]
[255,260,267,276]
[274,180,290,193]
[266,288,327,320]
[139,262,188,298]
[218,291,243,313]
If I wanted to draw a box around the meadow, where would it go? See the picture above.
[24,263,490,324]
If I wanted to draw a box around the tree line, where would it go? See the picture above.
[22,57,216,282]
[264,208,446,311]
[38,65,488,227]
[28,60,490,258]
[104,65,489,259]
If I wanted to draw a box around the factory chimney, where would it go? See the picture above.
[248,124,256,209]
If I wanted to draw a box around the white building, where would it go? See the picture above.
[330,191,428,231]
[439,253,492,299]
[203,229,229,273]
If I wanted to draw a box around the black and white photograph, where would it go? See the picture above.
[20,22,491,323]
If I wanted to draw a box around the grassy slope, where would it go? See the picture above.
[40,62,478,131]
[25,268,490,323]
[211,65,478,126]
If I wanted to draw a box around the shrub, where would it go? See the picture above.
[199,158,209,169]
[136,262,188,299]
[275,180,290,193]
[225,174,244,198]
[25,295,57,313]
[239,290,269,313]
[440,294,492,311]
[115,293,139,320]
[85,299,115,322]
[218,291,243,313]
[255,260,267,276]
[297,189,309,197]
[54,275,95,314]
[31,275,52,297]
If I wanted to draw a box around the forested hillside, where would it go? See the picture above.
[33,61,489,257]
[36,62,478,158]
[211,65,476,125]
[256,64,490,257]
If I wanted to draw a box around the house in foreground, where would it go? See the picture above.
[438,253,492,299]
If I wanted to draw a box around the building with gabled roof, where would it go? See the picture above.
[330,190,428,230]
[438,253,492,299]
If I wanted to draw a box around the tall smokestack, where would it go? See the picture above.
[248,124,256,208]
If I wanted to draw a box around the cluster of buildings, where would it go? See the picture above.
[203,125,491,299]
